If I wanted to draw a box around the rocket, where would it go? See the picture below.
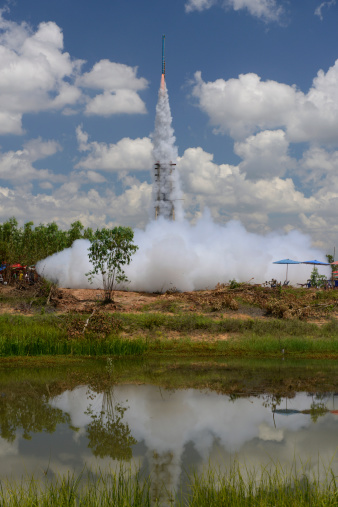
[162,34,165,77]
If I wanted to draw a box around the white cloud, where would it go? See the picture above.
[0,178,152,230]
[315,0,336,20]
[185,0,217,13]
[192,71,298,139]
[0,13,149,131]
[84,89,147,116]
[185,0,284,21]
[75,126,153,172]
[0,14,83,133]
[192,59,338,143]
[78,60,148,92]
[78,60,148,116]
[227,0,283,21]
[234,130,295,180]
[177,146,325,237]
[300,146,338,184]
[0,138,63,182]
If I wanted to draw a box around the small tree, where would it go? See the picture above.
[86,226,138,302]
[310,266,327,288]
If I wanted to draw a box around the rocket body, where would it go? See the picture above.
[162,34,165,77]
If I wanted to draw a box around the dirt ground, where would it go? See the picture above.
[1,282,338,322]
[54,288,164,313]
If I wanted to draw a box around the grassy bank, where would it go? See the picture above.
[1,312,338,358]
[0,463,337,506]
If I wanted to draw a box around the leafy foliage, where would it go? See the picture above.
[86,227,138,302]
[0,217,94,265]
[86,394,137,460]
[309,267,327,288]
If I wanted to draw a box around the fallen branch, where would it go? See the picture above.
[83,307,97,334]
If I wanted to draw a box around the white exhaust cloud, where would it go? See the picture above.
[37,78,328,291]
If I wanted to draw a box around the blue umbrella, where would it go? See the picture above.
[302,260,330,265]
[273,259,300,283]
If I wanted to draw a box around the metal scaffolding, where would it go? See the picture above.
[154,161,176,220]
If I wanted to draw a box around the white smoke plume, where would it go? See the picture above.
[36,80,329,290]
[36,212,327,291]
[151,77,183,221]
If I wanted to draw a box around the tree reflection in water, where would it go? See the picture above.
[85,388,137,460]
[0,388,71,442]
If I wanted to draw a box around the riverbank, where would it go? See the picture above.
[1,282,338,359]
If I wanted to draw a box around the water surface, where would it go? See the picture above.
[0,358,337,501]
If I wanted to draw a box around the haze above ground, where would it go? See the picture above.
[0,0,338,248]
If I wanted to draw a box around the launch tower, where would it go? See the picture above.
[154,161,176,220]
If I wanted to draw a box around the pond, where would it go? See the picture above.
[0,358,338,504]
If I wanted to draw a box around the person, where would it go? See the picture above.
[19,271,23,281]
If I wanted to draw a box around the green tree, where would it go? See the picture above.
[310,267,327,288]
[86,394,136,461]
[86,226,138,302]
[66,220,85,247]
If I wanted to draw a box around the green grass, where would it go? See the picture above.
[0,468,152,507]
[0,462,337,506]
[0,314,147,357]
[1,312,338,358]
[188,461,338,506]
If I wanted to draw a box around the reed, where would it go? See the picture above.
[0,461,337,506]
[187,461,338,506]
[0,468,152,507]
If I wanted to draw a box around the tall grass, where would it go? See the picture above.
[0,314,147,357]
[0,335,147,357]
[0,468,152,507]
[188,461,338,506]
[0,462,337,506]
[1,312,338,358]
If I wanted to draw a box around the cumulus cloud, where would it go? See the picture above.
[0,14,83,133]
[0,138,63,182]
[192,59,338,143]
[0,176,152,230]
[75,126,153,172]
[0,12,149,131]
[234,130,295,180]
[78,60,148,92]
[185,0,284,21]
[84,89,147,116]
[78,60,148,116]
[300,146,338,184]
[177,145,326,238]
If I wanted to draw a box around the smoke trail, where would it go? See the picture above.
[152,78,183,220]
[36,81,329,290]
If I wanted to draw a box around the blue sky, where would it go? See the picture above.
[1,0,338,248]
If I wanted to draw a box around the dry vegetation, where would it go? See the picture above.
[2,281,338,322]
